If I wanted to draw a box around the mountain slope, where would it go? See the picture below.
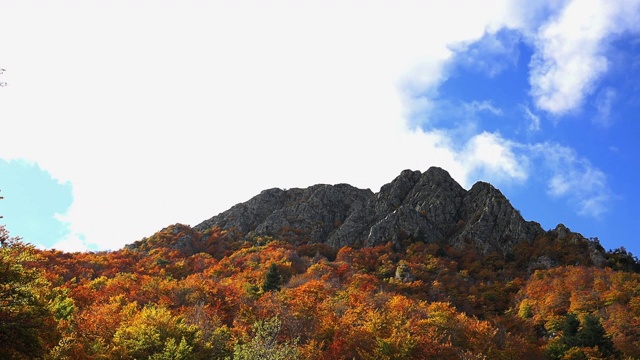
[16,167,639,359]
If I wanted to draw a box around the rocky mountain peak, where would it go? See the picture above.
[194,167,545,253]
[456,181,541,253]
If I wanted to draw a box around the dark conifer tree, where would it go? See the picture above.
[577,313,616,357]
[262,263,281,292]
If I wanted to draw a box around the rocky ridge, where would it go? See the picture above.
[194,167,545,254]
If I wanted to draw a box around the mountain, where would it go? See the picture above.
[194,167,546,254]
[127,166,615,272]
[6,167,640,359]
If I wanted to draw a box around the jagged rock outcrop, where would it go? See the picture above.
[547,223,606,267]
[193,167,545,254]
[195,183,373,245]
[454,181,542,253]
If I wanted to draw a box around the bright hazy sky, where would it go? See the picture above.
[1,0,640,256]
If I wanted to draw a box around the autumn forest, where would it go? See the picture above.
[2,221,640,360]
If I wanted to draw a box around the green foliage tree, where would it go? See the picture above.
[561,313,581,347]
[262,263,282,293]
[576,313,616,357]
[112,305,199,359]
[0,226,58,359]
[149,337,194,360]
[546,313,617,359]
[232,317,299,360]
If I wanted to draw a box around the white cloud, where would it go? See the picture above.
[528,0,640,115]
[593,87,617,126]
[468,101,504,116]
[0,0,622,250]
[404,97,506,147]
[579,193,610,218]
[530,143,611,217]
[459,132,528,184]
[51,234,90,253]
[548,168,609,218]
[2,1,522,250]
[451,29,522,78]
[523,105,542,131]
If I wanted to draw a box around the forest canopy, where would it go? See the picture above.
[0,223,638,359]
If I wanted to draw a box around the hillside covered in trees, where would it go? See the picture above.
[1,168,640,359]
[2,223,639,359]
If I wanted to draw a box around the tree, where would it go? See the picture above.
[233,317,299,360]
[547,313,617,359]
[576,313,616,357]
[0,226,58,358]
[262,263,282,293]
[111,305,200,359]
[149,338,194,360]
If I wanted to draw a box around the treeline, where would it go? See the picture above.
[1,224,639,359]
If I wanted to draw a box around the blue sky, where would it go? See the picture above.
[1,1,639,256]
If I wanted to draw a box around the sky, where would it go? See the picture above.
[1,0,639,256]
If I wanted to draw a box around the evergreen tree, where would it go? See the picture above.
[548,313,618,359]
[560,313,581,348]
[576,313,616,357]
[262,263,282,293]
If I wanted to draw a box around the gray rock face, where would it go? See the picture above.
[195,184,373,244]
[194,167,545,253]
[454,181,543,253]
[353,167,468,247]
